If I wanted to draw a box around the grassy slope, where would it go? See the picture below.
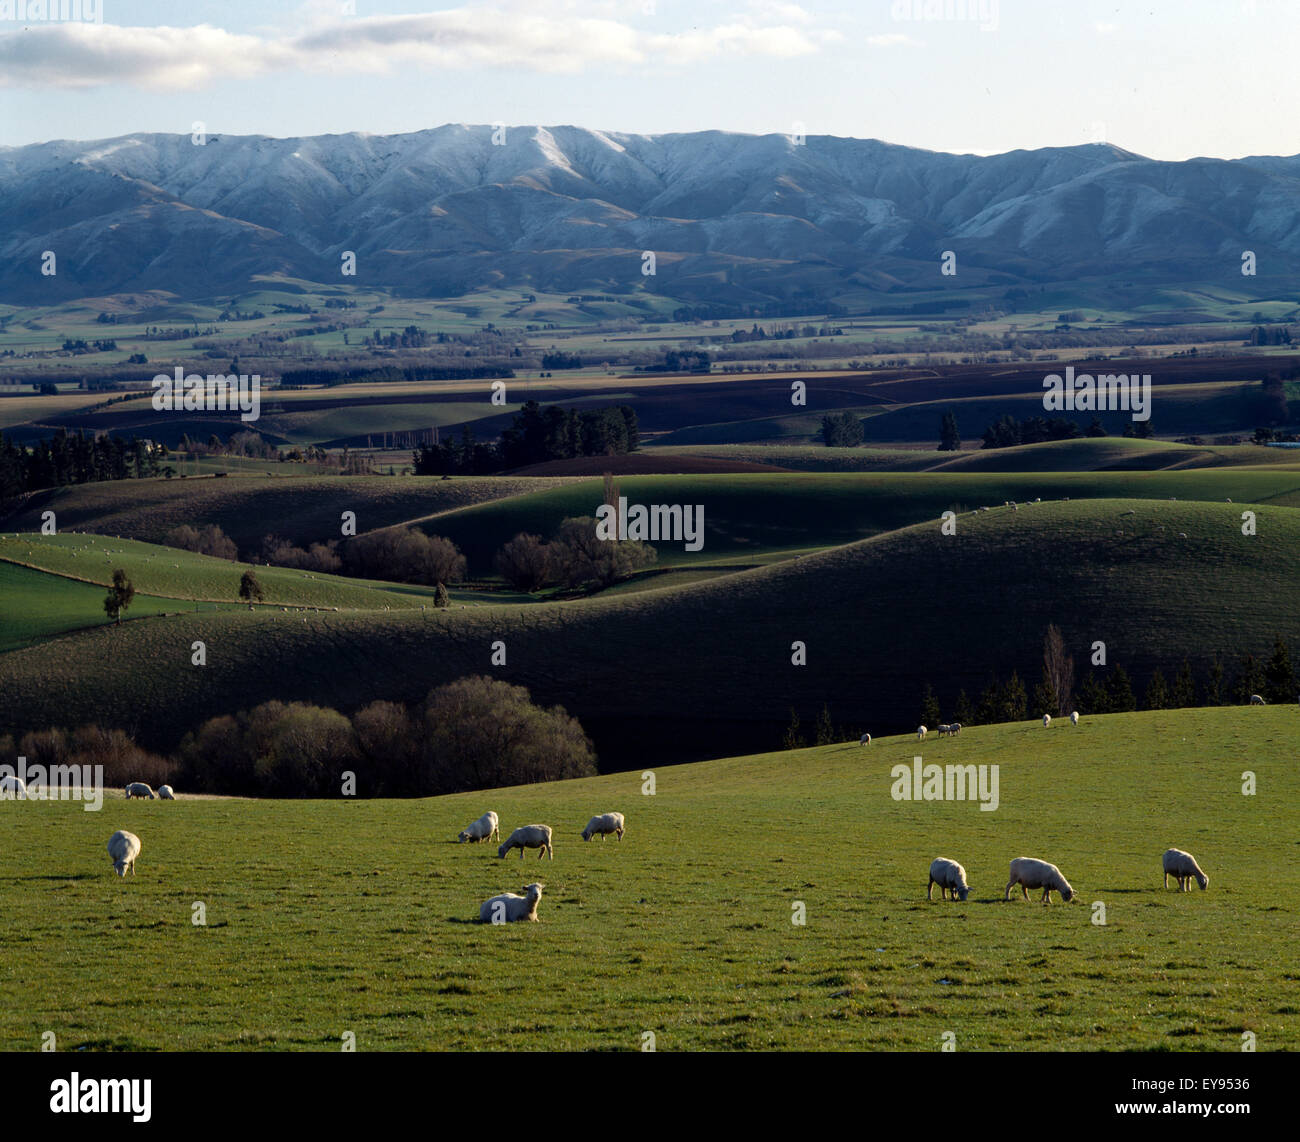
[2,498,1297,752]
[0,708,1293,1051]
[0,475,583,554]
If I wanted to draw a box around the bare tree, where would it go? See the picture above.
[1044,623,1075,716]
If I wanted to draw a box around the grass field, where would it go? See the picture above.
[0,708,1293,1051]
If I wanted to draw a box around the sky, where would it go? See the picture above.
[0,0,1295,159]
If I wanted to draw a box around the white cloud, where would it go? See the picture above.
[866,33,922,47]
[0,4,834,89]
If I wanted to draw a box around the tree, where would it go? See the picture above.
[434,581,450,609]
[1264,635,1296,704]
[1085,416,1107,437]
[1107,664,1137,712]
[1031,667,1056,718]
[1170,658,1197,709]
[1233,653,1266,704]
[820,411,864,448]
[814,703,835,746]
[1135,419,1154,439]
[938,410,961,452]
[919,682,940,729]
[238,569,264,604]
[952,689,974,726]
[1003,670,1027,721]
[1042,623,1074,716]
[1076,671,1109,715]
[975,678,1004,725]
[1143,668,1170,711]
[551,516,655,589]
[782,707,804,751]
[1203,655,1225,706]
[493,533,553,592]
[103,569,135,625]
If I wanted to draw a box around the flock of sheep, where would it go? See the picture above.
[908,710,1081,742]
[457,810,627,922]
[927,849,1208,905]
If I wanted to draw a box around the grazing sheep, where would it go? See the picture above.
[0,775,27,799]
[937,723,952,737]
[498,824,553,861]
[157,785,175,800]
[124,782,155,800]
[1162,848,1209,891]
[950,722,962,735]
[1042,713,1052,727]
[1004,857,1074,904]
[859,732,871,746]
[1070,711,1079,726]
[581,812,626,842]
[927,857,971,902]
[458,810,500,844]
[107,830,142,877]
[917,725,927,741]
[1249,694,1266,705]
[479,883,544,923]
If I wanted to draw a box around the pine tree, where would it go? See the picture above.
[783,707,804,751]
[1108,664,1137,712]
[938,410,961,452]
[920,683,941,729]
[1203,654,1225,706]
[1077,671,1109,714]
[1003,670,1028,721]
[975,678,1004,725]
[1233,653,1265,704]
[1170,658,1197,709]
[1143,668,1170,710]
[103,569,135,625]
[1031,666,1056,718]
[434,581,450,609]
[814,703,835,746]
[952,689,975,726]
[1264,635,1296,704]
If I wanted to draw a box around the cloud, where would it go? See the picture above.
[865,33,922,47]
[0,4,833,89]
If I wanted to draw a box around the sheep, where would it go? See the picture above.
[498,824,553,861]
[1004,856,1074,904]
[157,785,175,800]
[1042,713,1052,727]
[1249,694,1266,706]
[1162,848,1209,891]
[124,782,155,800]
[1070,710,1079,726]
[950,722,961,735]
[107,830,142,877]
[937,723,953,737]
[479,882,544,923]
[581,812,626,842]
[927,857,971,901]
[0,775,27,799]
[458,810,500,844]
[917,725,927,741]
[859,733,871,746]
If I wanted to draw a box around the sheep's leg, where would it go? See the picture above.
[1164,871,1169,889]
[1021,885,1029,902]
[928,879,935,901]
[1004,881,1015,901]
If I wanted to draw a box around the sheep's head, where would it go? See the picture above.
[581,830,591,841]
[956,886,971,901]
[524,883,543,899]
[1196,873,1209,890]
[496,843,508,858]
[457,831,470,843]
[1060,885,1076,902]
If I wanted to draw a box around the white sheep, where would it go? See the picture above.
[1249,694,1266,705]
[458,810,500,844]
[157,785,175,800]
[0,775,27,799]
[1070,711,1079,725]
[917,725,927,741]
[498,824,553,861]
[859,733,871,746]
[125,782,155,800]
[927,857,971,901]
[1004,856,1075,904]
[1042,713,1052,727]
[581,812,626,842]
[107,830,142,877]
[479,882,544,923]
[1162,848,1208,891]
[937,723,953,737]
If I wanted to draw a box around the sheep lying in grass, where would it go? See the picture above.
[125,782,155,800]
[917,725,927,741]
[480,883,544,923]
[107,830,141,877]
[1070,711,1079,725]
[927,857,971,901]
[157,785,175,800]
[498,824,553,861]
[1004,857,1074,904]
[581,812,625,842]
[1162,848,1209,891]
[0,775,27,799]
[458,811,500,844]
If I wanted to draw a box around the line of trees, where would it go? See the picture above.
[494,517,656,593]
[0,428,163,499]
